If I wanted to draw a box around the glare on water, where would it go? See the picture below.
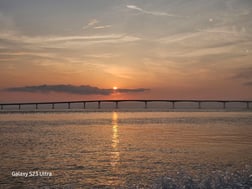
[111,112,120,168]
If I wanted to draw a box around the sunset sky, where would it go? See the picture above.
[0,0,252,102]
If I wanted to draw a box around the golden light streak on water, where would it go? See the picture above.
[111,112,120,167]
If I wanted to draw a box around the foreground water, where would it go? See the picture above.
[0,111,251,188]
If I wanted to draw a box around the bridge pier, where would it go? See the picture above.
[115,101,119,109]
[18,104,21,110]
[68,102,71,109]
[35,104,38,109]
[52,103,55,109]
[1,105,3,110]
[172,101,175,109]
[223,102,226,109]
[246,102,250,109]
[83,102,86,109]
[98,101,101,109]
[144,101,148,109]
[198,101,201,109]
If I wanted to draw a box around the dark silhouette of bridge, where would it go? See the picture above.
[0,100,251,110]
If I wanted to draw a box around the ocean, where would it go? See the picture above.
[0,110,251,188]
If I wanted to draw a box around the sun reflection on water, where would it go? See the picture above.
[111,111,120,167]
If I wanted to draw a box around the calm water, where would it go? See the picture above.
[0,111,252,188]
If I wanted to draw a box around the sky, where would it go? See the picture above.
[0,0,252,102]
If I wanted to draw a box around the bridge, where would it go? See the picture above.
[0,100,251,110]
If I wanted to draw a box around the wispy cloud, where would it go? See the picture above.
[0,31,140,48]
[159,25,249,45]
[94,25,111,29]
[82,19,99,30]
[156,24,251,61]
[197,27,246,36]
[87,19,99,26]
[158,32,199,44]
[0,30,140,69]
[82,19,111,30]
[126,4,180,17]
[5,84,150,95]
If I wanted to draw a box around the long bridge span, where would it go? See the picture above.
[0,100,251,110]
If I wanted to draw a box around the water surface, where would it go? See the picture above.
[0,111,251,188]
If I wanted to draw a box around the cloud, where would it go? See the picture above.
[82,19,99,30]
[94,25,112,29]
[158,32,199,44]
[0,31,140,67]
[159,25,249,46]
[156,24,251,61]
[5,84,149,95]
[82,19,111,30]
[117,88,149,93]
[126,4,180,17]
[197,27,245,36]
[0,32,141,48]
[87,19,99,26]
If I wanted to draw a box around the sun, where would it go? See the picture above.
[113,86,118,90]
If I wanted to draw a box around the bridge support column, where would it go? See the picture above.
[144,101,148,109]
[68,102,71,109]
[1,105,3,110]
[36,104,38,109]
[18,104,21,110]
[223,102,226,109]
[83,102,86,109]
[172,101,175,109]
[52,103,55,109]
[246,102,250,109]
[98,101,101,109]
[198,101,201,109]
[115,101,119,109]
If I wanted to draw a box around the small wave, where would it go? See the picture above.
[122,168,252,189]
[152,170,252,189]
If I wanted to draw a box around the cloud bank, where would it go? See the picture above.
[5,84,149,95]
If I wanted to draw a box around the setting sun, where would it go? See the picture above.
[113,86,118,90]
